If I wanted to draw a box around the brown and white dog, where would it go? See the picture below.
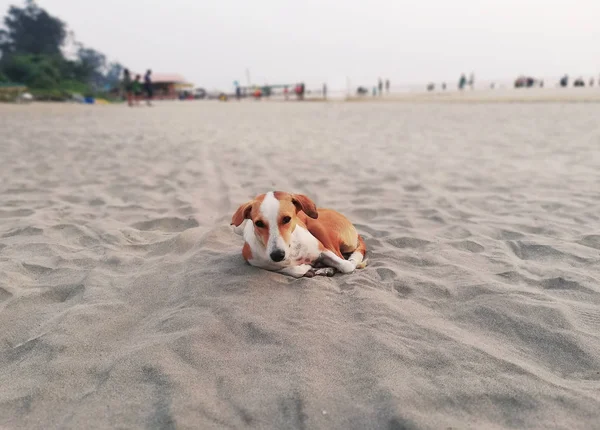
[231,191,367,278]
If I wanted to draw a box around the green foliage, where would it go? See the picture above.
[0,0,66,56]
[2,54,61,88]
[0,1,125,101]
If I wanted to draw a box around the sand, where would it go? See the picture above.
[1,100,600,429]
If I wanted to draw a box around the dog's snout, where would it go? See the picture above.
[270,249,286,262]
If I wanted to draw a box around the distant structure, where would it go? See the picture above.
[129,73,192,99]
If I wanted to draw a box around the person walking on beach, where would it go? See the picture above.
[378,78,383,95]
[385,79,390,94]
[144,70,153,106]
[123,69,133,106]
[458,74,467,90]
[323,83,327,100]
[132,74,142,106]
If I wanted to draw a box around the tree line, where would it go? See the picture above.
[0,0,124,100]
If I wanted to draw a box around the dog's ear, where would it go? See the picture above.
[291,194,318,219]
[231,201,253,226]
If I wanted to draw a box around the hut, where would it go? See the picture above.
[128,73,193,100]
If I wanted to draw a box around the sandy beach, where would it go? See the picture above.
[1,99,600,429]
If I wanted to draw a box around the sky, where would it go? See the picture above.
[1,0,600,91]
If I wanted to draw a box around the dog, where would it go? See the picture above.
[231,191,367,278]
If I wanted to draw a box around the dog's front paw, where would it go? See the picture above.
[338,260,356,274]
[314,267,335,277]
[303,269,316,278]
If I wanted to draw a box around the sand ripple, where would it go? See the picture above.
[1,102,600,429]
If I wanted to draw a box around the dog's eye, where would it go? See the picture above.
[254,220,265,228]
[282,216,291,224]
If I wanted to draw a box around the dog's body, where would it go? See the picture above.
[231,191,366,278]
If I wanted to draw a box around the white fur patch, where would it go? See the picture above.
[260,192,286,255]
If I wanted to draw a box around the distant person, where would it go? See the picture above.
[385,79,390,93]
[235,85,241,100]
[442,82,447,90]
[560,75,569,87]
[540,80,544,88]
[458,74,467,90]
[144,69,153,106]
[283,86,289,100]
[468,72,475,90]
[323,83,327,100]
[589,78,594,87]
[132,75,142,105]
[378,78,383,95]
[123,69,133,106]
[372,86,377,97]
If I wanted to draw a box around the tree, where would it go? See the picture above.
[0,1,124,98]
[2,54,61,88]
[0,0,66,58]
[104,62,123,89]
[75,45,106,87]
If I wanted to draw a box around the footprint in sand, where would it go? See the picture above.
[578,235,600,250]
[450,240,485,253]
[132,217,199,233]
[389,237,431,249]
[40,283,85,303]
[507,241,586,262]
[0,287,12,302]
[541,277,590,292]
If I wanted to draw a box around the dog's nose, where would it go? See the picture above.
[270,249,286,262]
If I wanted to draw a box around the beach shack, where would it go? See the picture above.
[147,74,193,99]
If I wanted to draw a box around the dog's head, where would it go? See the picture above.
[231,191,318,262]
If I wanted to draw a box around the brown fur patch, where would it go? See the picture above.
[304,208,360,257]
[242,242,253,261]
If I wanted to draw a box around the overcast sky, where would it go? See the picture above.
[2,0,600,91]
